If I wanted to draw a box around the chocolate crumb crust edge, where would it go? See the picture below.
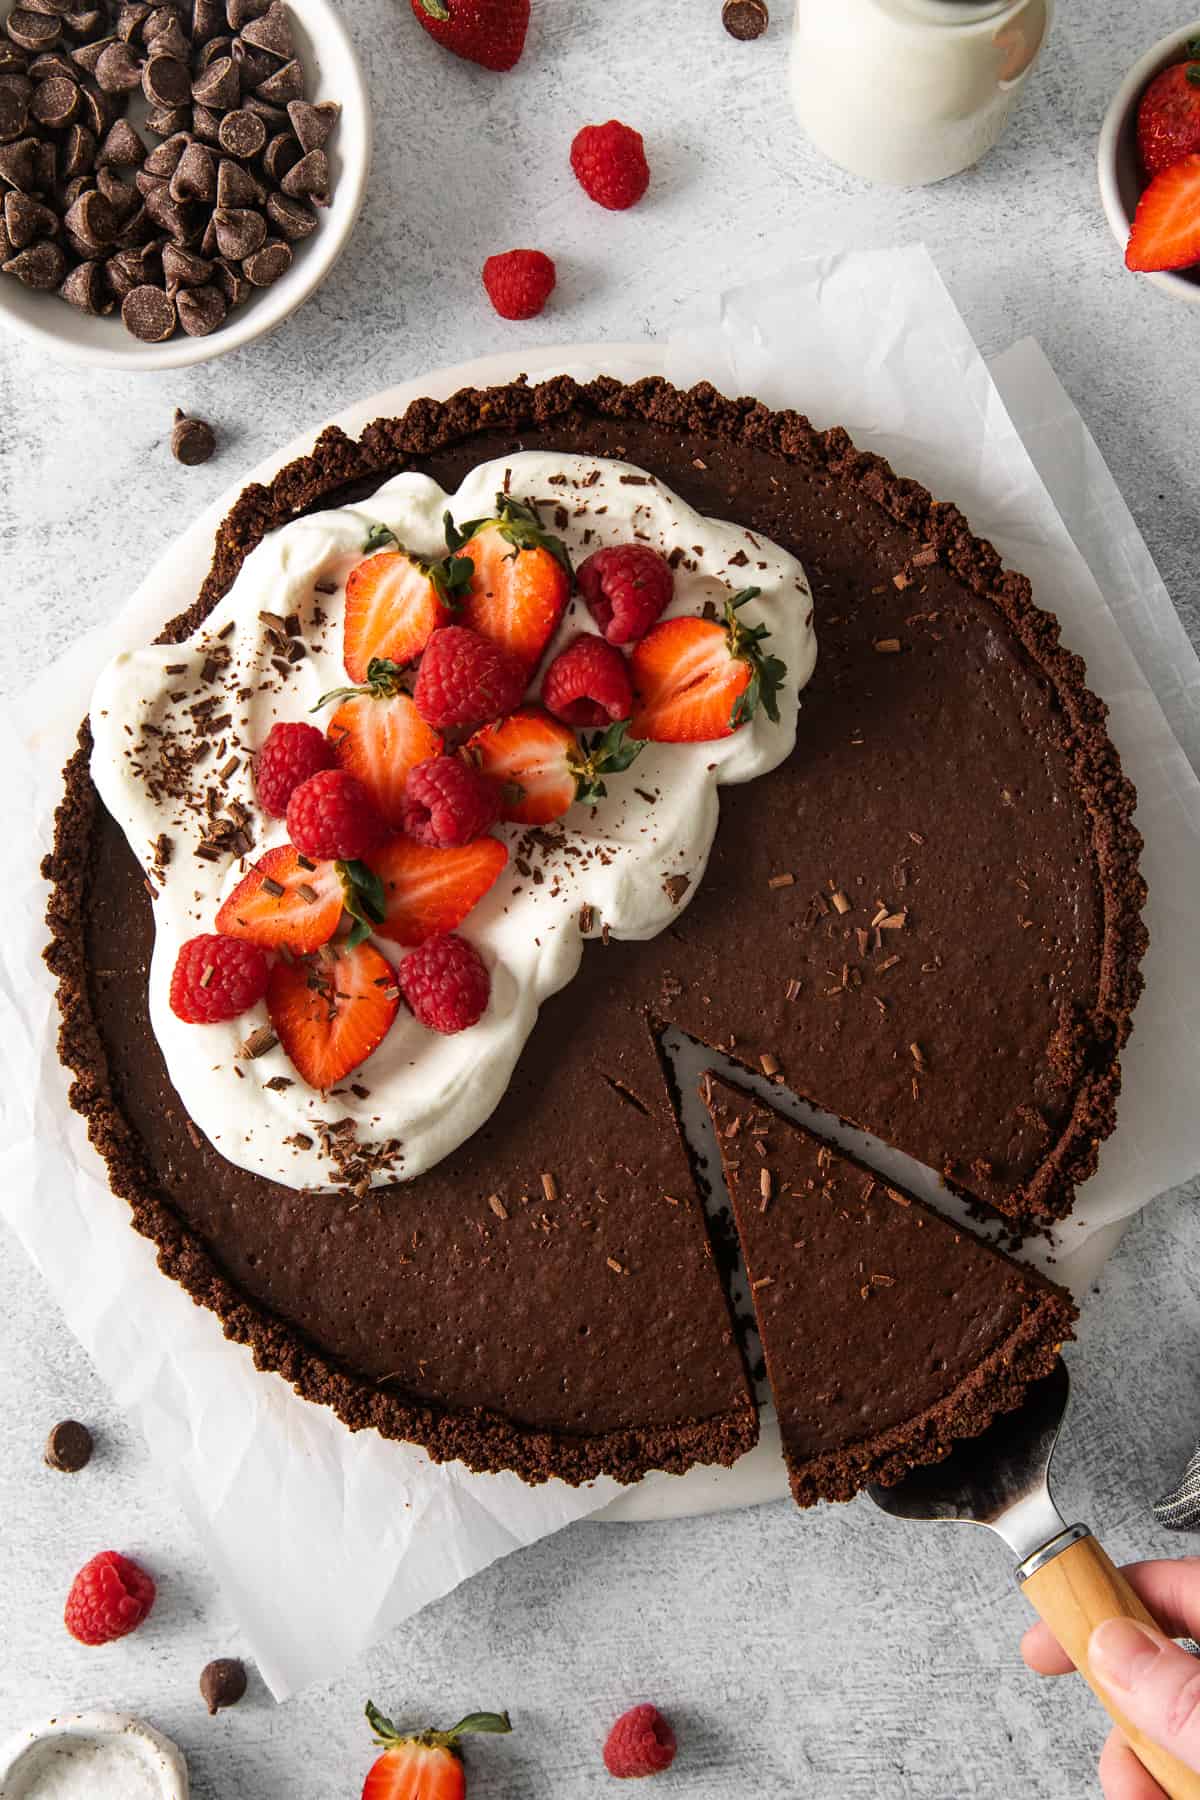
[41,373,1146,1482]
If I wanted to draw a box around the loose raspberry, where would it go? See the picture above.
[400,754,502,847]
[570,120,650,211]
[286,768,387,861]
[254,720,336,818]
[397,931,491,1034]
[64,1551,156,1646]
[577,544,674,645]
[414,625,528,730]
[482,247,556,319]
[541,633,633,728]
[603,1704,677,1779]
[170,933,270,1024]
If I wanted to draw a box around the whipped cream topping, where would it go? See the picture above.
[90,452,817,1191]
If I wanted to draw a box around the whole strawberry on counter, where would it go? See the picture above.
[410,0,528,71]
[362,1701,511,1799]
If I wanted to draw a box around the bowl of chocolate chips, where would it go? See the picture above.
[0,0,369,367]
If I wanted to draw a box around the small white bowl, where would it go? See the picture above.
[0,0,371,369]
[1097,20,1200,306]
[0,1711,189,1797]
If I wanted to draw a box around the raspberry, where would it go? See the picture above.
[397,932,491,1034]
[286,768,387,861]
[401,754,502,848]
[254,721,336,818]
[482,247,556,320]
[541,633,633,728]
[414,625,528,730]
[603,1705,677,1780]
[64,1551,156,1646]
[577,543,675,645]
[170,934,270,1024]
[570,120,650,211]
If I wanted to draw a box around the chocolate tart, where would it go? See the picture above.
[43,375,1145,1487]
[702,1075,1079,1507]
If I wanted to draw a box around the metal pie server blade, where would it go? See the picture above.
[868,1361,1200,1800]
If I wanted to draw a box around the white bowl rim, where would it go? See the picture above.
[0,0,372,370]
[0,1710,189,1795]
[1096,17,1200,305]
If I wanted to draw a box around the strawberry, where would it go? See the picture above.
[1137,49,1200,176]
[1126,154,1200,272]
[216,845,346,953]
[316,658,444,828]
[343,535,473,684]
[465,706,644,825]
[371,833,508,946]
[409,0,528,72]
[446,495,571,673]
[267,939,399,1090]
[629,587,786,742]
[362,1701,511,1800]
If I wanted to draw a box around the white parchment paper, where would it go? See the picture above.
[1,246,1198,1691]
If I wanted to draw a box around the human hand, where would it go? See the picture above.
[1022,1558,1200,1798]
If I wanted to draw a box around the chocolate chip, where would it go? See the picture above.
[0,68,32,100]
[212,202,262,256]
[0,134,37,188]
[4,188,56,246]
[143,178,199,241]
[161,237,210,286]
[192,0,225,41]
[67,8,104,34]
[31,134,54,189]
[60,172,94,207]
[170,137,215,200]
[260,129,297,182]
[196,31,232,68]
[147,11,190,59]
[216,104,262,158]
[29,70,76,124]
[143,128,191,175]
[0,87,29,141]
[190,100,220,141]
[116,2,151,43]
[0,43,29,73]
[175,278,224,332]
[721,0,768,37]
[4,236,66,285]
[144,101,189,135]
[121,278,174,337]
[59,255,106,311]
[69,34,110,76]
[95,39,142,93]
[59,119,96,177]
[240,0,289,58]
[215,151,261,206]
[76,82,119,137]
[264,187,312,239]
[230,39,273,88]
[241,231,287,285]
[105,239,155,293]
[227,0,269,30]
[286,97,338,153]
[200,1658,247,1714]
[64,185,117,246]
[24,1,76,17]
[44,1419,93,1472]
[280,146,327,204]
[143,52,191,109]
[96,165,139,216]
[171,406,216,460]
[212,250,245,304]
[191,52,238,109]
[7,11,62,52]
[98,116,145,167]
[239,90,282,126]
[198,206,216,252]
[114,199,155,244]
[27,51,76,83]
[254,54,299,104]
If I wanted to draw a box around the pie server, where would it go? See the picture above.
[869,1360,1200,1799]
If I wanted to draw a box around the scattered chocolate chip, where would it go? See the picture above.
[227,0,268,24]
[30,71,77,126]
[44,1419,94,1473]
[59,254,107,311]
[143,178,198,241]
[143,51,191,109]
[280,146,327,203]
[4,236,65,285]
[105,239,156,294]
[241,232,287,284]
[200,1657,247,1714]
[175,277,224,331]
[0,134,36,188]
[286,97,338,152]
[144,101,189,135]
[216,104,263,158]
[121,278,174,338]
[170,137,215,200]
[171,407,216,462]
[117,1,152,42]
[264,187,312,238]
[721,0,768,37]
[240,89,282,126]
[240,0,290,57]
[95,39,143,93]
[97,114,145,167]
[193,0,225,40]
[212,202,263,256]
[190,98,220,141]
[7,11,62,52]
[69,33,110,76]
[148,10,190,59]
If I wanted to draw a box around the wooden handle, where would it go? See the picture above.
[1023,1534,1200,1800]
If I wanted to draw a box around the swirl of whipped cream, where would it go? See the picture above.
[90,452,817,1190]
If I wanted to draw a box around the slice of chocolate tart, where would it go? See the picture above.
[702,1075,1078,1508]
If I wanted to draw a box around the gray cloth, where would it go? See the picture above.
[1155,1445,1200,1531]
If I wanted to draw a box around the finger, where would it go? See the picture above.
[1022,1559,1200,1678]
[1091,1618,1200,1772]
[1099,1728,1169,1800]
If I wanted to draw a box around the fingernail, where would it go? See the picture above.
[1090,1618,1165,1691]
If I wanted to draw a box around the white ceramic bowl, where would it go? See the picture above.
[1097,20,1200,306]
[0,1711,189,1797]
[0,0,371,368]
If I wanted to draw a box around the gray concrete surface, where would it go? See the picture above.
[2,1,1199,1793]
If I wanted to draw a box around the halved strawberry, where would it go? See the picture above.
[343,539,473,683]
[446,495,571,672]
[315,658,443,828]
[215,845,345,953]
[362,1701,511,1800]
[1126,154,1200,271]
[371,833,507,946]
[267,940,399,1091]
[465,706,643,825]
[629,587,787,742]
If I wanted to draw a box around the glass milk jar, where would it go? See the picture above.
[791,0,1052,187]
